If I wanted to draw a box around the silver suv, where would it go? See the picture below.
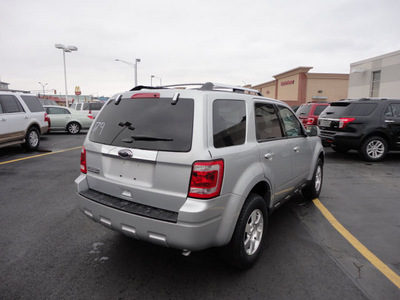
[75,83,324,269]
[0,92,48,151]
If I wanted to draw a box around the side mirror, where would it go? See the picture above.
[306,125,320,137]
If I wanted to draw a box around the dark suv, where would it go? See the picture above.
[318,98,400,161]
[296,103,329,127]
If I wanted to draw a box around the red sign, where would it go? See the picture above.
[75,86,81,95]
[281,80,295,86]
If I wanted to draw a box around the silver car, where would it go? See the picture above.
[75,83,324,269]
[44,105,94,134]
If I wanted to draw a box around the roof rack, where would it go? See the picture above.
[130,82,262,96]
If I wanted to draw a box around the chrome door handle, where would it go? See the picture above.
[294,146,300,153]
[264,153,275,160]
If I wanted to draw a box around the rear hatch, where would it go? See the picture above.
[84,92,196,213]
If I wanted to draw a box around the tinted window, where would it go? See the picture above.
[213,99,246,148]
[255,103,283,141]
[349,103,377,116]
[296,104,312,116]
[0,95,24,113]
[89,97,194,152]
[321,102,350,116]
[89,102,104,110]
[314,105,328,115]
[277,105,304,137]
[21,96,44,112]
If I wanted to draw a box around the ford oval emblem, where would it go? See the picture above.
[118,149,133,159]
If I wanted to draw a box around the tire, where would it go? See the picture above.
[302,158,323,200]
[359,136,387,162]
[223,193,267,270]
[23,127,40,151]
[67,122,81,134]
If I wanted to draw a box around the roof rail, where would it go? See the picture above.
[130,82,262,96]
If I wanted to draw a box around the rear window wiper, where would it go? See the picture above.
[131,135,173,141]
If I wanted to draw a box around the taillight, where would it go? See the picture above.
[88,115,94,119]
[306,117,315,125]
[339,117,356,129]
[80,147,87,174]
[188,160,224,199]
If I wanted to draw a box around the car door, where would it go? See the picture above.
[384,103,400,149]
[0,95,28,143]
[254,102,294,203]
[276,104,313,184]
[47,106,72,130]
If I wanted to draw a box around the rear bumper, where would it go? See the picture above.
[75,174,242,251]
[319,131,363,149]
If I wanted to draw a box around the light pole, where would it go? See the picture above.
[55,44,78,107]
[115,58,141,87]
[151,75,162,86]
[38,82,48,96]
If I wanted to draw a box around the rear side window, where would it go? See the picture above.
[348,103,378,116]
[89,97,194,152]
[0,95,24,113]
[21,96,44,112]
[213,99,246,148]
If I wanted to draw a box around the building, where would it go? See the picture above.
[348,50,400,99]
[251,67,349,107]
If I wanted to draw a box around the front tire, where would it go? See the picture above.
[223,194,267,270]
[302,158,323,200]
[360,136,387,162]
[23,127,40,151]
[67,122,81,134]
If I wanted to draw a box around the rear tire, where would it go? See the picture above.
[23,127,40,151]
[302,158,323,200]
[359,136,387,162]
[222,193,267,270]
[67,122,81,134]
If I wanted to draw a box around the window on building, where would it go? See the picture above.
[371,71,381,97]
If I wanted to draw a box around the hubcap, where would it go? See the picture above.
[244,209,264,256]
[29,131,39,147]
[315,165,322,192]
[366,140,384,159]
[69,124,79,134]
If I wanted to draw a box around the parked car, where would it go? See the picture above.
[70,101,104,118]
[43,105,94,134]
[75,82,324,269]
[318,98,400,161]
[296,102,329,128]
[0,91,48,151]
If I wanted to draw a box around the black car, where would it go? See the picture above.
[318,98,400,161]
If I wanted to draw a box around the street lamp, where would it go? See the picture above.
[151,75,162,86]
[115,58,141,87]
[55,44,78,107]
[38,82,48,96]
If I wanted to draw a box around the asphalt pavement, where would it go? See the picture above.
[0,133,399,299]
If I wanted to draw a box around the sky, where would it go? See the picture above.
[1,0,400,97]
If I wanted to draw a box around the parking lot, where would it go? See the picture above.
[1,133,399,300]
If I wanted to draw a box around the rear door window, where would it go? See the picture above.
[21,96,44,112]
[213,99,246,148]
[254,103,283,141]
[277,105,304,137]
[89,97,194,152]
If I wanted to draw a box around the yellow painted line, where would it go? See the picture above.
[0,146,82,165]
[313,198,400,290]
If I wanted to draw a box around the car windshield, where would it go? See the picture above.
[89,97,194,152]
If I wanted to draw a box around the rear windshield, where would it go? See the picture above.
[296,104,312,116]
[314,105,328,115]
[89,97,194,152]
[82,102,104,110]
[321,102,350,116]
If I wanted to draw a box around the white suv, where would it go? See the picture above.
[0,92,48,151]
[75,83,324,269]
